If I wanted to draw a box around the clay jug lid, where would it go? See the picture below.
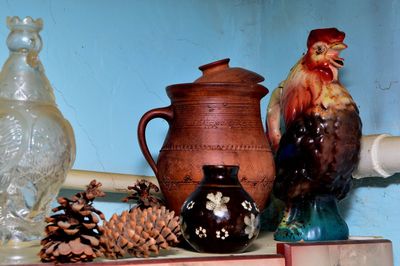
[194,58,264,84]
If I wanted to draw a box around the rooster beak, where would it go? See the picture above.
[328,42,347,69]
[330,42,347,50]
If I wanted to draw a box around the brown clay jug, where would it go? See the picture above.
[138,58,275,214]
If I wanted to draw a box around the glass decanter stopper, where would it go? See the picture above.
[0,17,76,264]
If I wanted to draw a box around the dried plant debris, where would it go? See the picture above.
[122,179,164,210]
[39,180,106,263]
[100,206,181,259]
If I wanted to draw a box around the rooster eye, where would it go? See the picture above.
[316,45,325,55]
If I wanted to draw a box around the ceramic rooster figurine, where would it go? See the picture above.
[267,28,362,241]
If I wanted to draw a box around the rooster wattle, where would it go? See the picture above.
[267,28,362,241]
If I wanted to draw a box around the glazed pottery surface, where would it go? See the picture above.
[180,165,260,253]
[138,59,275,214]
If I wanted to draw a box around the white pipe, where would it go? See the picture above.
[62,169,161,196]
[62,134,400,193]
[353,134,400,179]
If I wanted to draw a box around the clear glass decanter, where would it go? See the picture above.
[0,17,76,264]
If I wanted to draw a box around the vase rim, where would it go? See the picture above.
[202,165,239,169]
[166,83,268,100]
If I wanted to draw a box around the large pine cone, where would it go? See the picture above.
[100,206,181,258]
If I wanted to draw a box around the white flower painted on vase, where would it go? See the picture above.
[216,228,229,240]
[241,200,252,211]
[186,200,195,210]
[195,226,207,238]
[206,191,230,217]
[244,213,259,239]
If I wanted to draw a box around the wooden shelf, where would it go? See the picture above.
[277,238,393,266]
[4,232,393,266]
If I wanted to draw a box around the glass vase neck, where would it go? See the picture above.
[0,17,55,104]
[6,16,43,53]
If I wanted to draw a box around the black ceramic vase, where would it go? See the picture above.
[180,165,260,253]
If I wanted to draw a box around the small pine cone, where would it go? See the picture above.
[39,180,105,263]
[100,206,181,259]
[122,179,164,210]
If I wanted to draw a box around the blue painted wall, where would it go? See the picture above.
[0,0,399,263]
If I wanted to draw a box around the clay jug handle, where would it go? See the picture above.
[137,106,174,176]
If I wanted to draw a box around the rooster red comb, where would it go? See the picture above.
[307,28,345,48]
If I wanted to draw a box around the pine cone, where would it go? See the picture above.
[122,179,164,210]
[100,206,181,259]
[39,180,106,263]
